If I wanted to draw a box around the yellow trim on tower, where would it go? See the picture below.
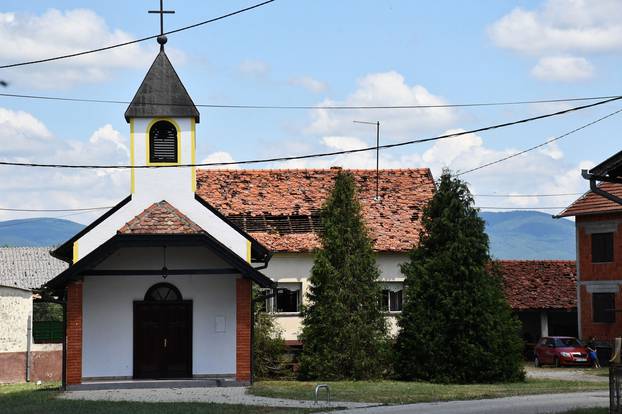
[246,240,252,263]
[130,118,135,193]
[72,242,79,264]
[191,118,197,192]
[145,117,182,166]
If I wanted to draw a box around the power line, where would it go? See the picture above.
[0,0,275,70]
[458,107,622,176]
[0,206,113,212]
[0,92,620,110]
[476,206,565,210]
[473,193,582,197]
[1,95,620,170]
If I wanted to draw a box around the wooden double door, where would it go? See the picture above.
[133,301,192,379]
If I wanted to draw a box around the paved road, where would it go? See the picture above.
[318,391,609,414]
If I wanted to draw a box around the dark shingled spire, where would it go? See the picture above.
[125,50,200,123]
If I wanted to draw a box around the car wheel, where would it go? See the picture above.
[534,356,541,368]
[554,357,560,368]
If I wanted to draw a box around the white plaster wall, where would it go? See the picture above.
[76,117,249,263]
[264,253,407,340]
[0,287,31,353]
[0,288,58,354]
[82,274,237,378]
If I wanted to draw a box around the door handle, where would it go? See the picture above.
[164,338,167,348]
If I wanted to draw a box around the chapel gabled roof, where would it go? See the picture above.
[124,50,200,122]
[118,201,204,235]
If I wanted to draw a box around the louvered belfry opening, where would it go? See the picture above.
[149,120,178,163]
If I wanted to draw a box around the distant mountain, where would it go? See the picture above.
[0,218,85,247]
[0,212,576,260]
[480,211,575,260]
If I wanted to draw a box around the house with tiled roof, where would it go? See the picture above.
[0,247,67,383]
[196,168,436,342]
[497,260,577,349]
[558,151,622,342]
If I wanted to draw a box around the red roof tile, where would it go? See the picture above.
[558,182,622,217]
[118,201,204,234]
[497,260,576,310]
[196,168,435,253]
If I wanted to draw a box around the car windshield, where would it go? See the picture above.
[554,338,583,348]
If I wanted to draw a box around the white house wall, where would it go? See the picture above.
[265,253,407,340]
[81,247,238,379]
[75,117,249,263]
[0,286,31,353]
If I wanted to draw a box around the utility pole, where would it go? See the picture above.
[353,120,381,201]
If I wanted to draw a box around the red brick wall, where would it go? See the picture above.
[66,281,83,385]
[577,214,622,341]
[236,278,251,382]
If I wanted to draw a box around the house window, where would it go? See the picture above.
[381,282,404,312]
[593,292,616,323]
[592,232,614,263]
[149,120,178,163]
[266,283,302,314]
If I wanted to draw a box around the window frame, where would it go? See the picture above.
[592,292,616,324]
[266,282,302,316]
[591,232,614,263]
[380,282,404,313]
[146,118,181,166]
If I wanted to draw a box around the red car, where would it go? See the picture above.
[534,336,590,367]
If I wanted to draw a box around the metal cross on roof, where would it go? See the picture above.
[149,0,175,48]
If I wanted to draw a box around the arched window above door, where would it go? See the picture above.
[144,283,182,301]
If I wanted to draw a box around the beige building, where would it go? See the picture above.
[195,168,436,342]
[0,247,67,383]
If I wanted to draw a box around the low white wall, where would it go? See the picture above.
[82,246,238,378]
[264,253,407,340]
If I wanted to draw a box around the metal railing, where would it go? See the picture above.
[314,384,330,405]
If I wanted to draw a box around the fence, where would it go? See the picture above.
[33,321,64,343]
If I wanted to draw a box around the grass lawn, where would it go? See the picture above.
[250,379,608,404]
[0,383,322,414]
[558,410,607,414]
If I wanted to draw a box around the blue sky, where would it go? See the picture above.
[0,0,621,223]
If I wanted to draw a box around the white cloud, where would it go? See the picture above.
[539,141,564,160]
[0,108,130,223]
[489,0,621,81]
[488,0,622,55]
[289,76,328,93]
[0,9,160,89]
[238,59,270,77]
[531,56,594,81]
[306,71,456,138]
[200,151,239,169]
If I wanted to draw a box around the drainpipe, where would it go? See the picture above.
[26,313,31,382]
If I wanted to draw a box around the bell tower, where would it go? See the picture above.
[124,2,200,199]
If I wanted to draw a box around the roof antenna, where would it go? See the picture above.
[353,120,381,202]
[149,0,175,50]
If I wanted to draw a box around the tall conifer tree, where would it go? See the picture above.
[395,171,524,383]
[299,171,388,380]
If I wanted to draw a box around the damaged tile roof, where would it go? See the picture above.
[0,247,68,290]
[118,200,204,234]
[557,182,622,217]
[196,168,435,253]
[497,260,576,310]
